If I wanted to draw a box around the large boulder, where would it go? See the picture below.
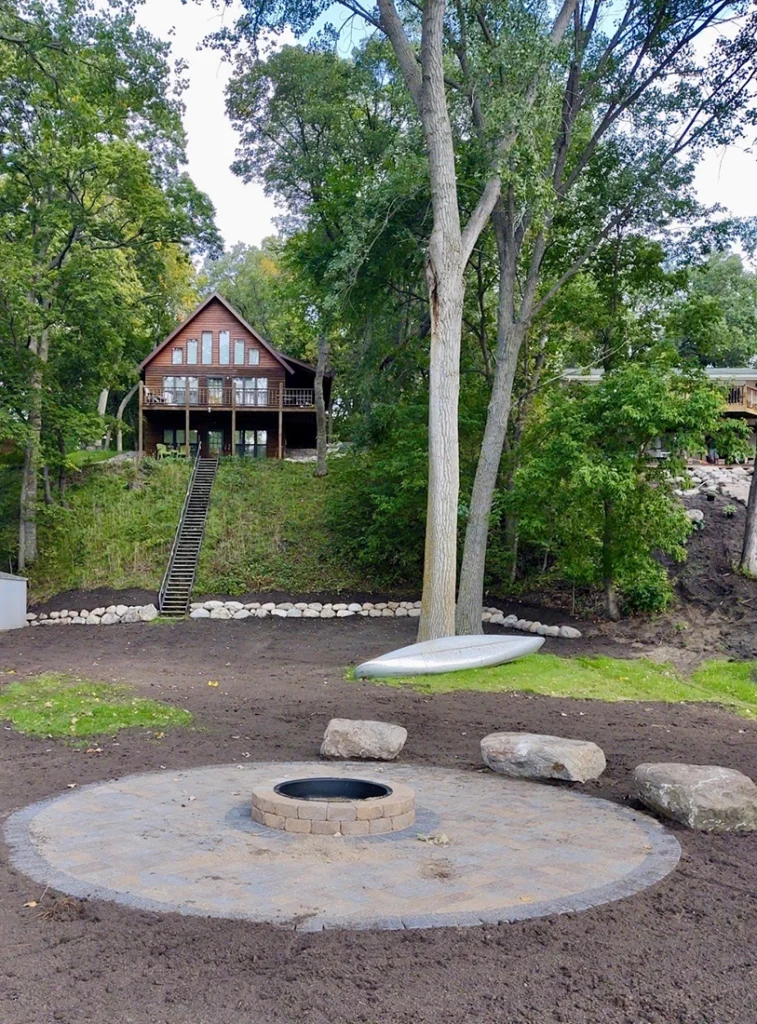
[321,718,407,761]
[481,732,606,782]
[633,763,757,832]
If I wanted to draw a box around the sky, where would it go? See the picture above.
[137,0,757,253]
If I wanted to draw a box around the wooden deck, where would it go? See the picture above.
[724,385,757,414]
[142,383,315,411]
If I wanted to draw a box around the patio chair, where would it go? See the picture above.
[156,443,170,459]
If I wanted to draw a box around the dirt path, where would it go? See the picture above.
[1,618,756,1024]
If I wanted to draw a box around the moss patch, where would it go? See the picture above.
[0,673,192,739]
[359,654,757,716]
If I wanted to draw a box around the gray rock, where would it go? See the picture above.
[262,602,276,611]
[50,611,60,620]
[395,607,408,616]
[502,615,518,627]
[303,609,320,617]
[286,608,302,617]
[190,608,211,619]
[686,508,705,523]
[481,732,606,782]
[277,602,294,611]
[210,607,232,620]
[121,607,140,623]
[408,608,421,617]
[86,615,101,625]
[92,607,106,617]
[348,603,362,612]
[204,600,224,610]
[271,609,288,618]
[72,616,85,624]
[225,601,244,612]
[337,609,354,617]
[308,602,323,611]
[138,604,159,622]
[100,613,119,625]
[321,718,408,760]
[558,625,582,639]
[369,609,382,617]
[633,763,757,832]
[26,613,37,621]
[255,608,269,618]
[115,605,128,616]
[105,606,117,615]
[233,609,252,620]
[545,625,561,637]
[320,609,336,618]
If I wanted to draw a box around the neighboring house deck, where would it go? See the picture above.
[138,293,331,459]
[563,367,757,423]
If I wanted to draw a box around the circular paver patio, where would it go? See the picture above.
[4,761,680,931]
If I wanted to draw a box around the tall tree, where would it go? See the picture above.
[0,0,218,568]
[455,0,757,632]
[214,0,578,640]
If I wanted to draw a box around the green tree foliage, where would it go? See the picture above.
[0,0,219,568]
[506,365,746,618]
[666,253,757,367]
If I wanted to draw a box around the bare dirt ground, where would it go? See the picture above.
[1,616,756,1024]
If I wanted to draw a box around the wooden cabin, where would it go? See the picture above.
[138,293,331,459]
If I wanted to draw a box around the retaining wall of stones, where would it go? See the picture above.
[24,599,582,638]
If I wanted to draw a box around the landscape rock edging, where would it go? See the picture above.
[25,600,581,637]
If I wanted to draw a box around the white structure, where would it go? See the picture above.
[0,572,27,630]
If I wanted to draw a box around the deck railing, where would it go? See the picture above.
[145,386,315,409]
[726,385,757,409]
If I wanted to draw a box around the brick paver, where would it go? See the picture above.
[4,762,680,931]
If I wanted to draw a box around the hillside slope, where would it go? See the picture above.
[6,457,375,602]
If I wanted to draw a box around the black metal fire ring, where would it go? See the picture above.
[274,777,393,801]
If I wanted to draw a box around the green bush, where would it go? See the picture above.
[619,561,674,614]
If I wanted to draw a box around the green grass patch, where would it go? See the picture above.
[24,460,190,600]
[360,654,757,716]
[196,459,377,594]
[0,673,192,739]
[66,449,116,468]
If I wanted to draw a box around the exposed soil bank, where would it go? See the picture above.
[1,618,755,1024]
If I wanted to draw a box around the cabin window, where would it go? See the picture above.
[248,347,260,366]
[207,376,224,405]
[235,429,267,458]
[234,339,245,365]
[162,376,176,403]
[172,347,183,364]
[163,428,198,453]
[187,339,198,364]
[201,332,212,364]
[219,330,230,365]
[233,377,268,406]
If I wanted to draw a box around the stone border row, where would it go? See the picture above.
[24,600,581,638]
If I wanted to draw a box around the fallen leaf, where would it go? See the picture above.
[66,783,77,789]
[23,901,38,908]
[207,681,219,688]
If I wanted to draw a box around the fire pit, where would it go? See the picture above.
[251,776,415,836]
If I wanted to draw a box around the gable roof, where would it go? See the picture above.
[139,292,295,374]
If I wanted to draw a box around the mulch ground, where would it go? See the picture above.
[1,616,756,1024]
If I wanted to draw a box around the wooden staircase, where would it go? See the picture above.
[158,455,219,617]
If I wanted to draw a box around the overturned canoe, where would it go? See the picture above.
[355,633,544,679]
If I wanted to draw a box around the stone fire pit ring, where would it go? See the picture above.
[251,776,415,836]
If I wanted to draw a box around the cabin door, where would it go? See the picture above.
[198,429,224,457]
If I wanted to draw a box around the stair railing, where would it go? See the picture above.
[158,448,202,613]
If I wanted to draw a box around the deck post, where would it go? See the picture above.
[278,381,284,459]
[138,381,144,461]
[231,380,236,458]
[185,380,190,457]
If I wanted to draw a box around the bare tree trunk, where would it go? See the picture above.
[97,387,109,417]
[314,335,329,478]
[18,425,40,571]
[18,321,49,569]
[603,500,620,620]
[42,466,53,506]
[115,383,139,453]
[741,460,757,573]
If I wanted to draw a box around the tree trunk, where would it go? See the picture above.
[18,322,49,569]
[314,335,329,478]
[18,430,40,571]
[42,466,53,506]
[115,383,139,453]
[741,459,757,573]
[603,500,620,620]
